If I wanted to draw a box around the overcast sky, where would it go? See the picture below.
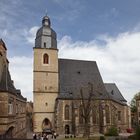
[0,0,140,103]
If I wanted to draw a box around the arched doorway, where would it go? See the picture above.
[42,118,52,134]
[65,125,70,134]
[5,126,14,138]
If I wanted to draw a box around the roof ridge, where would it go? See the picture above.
[59,58,96,62]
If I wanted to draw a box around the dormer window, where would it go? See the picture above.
[111,90,114,95]
[77,71,81,74]
[43,53,49,64]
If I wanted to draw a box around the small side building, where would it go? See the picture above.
[136,96,140,126]
[0,39,27,139]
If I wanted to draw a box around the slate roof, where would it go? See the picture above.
[16,89,27,100]
[58,59,110,100]
[0,65,26,101]
[104,83,127,105]
[0,65,16,94]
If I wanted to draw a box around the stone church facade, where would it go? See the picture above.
[33,15,131,135]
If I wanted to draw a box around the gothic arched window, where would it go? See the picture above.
[111,105,117,125]
[65,105,69,120]
[79,105,83,124]
[105,105,110,123]
[92,106,98,124]
[43,53,49,64]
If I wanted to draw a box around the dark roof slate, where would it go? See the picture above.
[58,59,109,100]
[104,83,127,105]
[0,65,26,101]
[0,65,16,94]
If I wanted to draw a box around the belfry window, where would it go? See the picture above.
[44,42,46,48]
[43,53,49,64]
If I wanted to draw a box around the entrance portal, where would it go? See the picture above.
[65,125,70,134]
[5,126,14,138]
[42,118,52,134]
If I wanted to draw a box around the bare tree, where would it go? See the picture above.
[80,82,93,138]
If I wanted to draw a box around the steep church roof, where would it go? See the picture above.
[104,83,127,105]
[58,59,110,100]
[0,65,17,94]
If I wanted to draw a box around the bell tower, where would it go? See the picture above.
[33,15,58,133]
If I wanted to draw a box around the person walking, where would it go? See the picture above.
[33,133,37,139]
[54,132,57,139]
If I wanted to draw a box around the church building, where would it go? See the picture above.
[33,15,131,135]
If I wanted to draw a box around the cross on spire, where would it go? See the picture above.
[45,9,48,16]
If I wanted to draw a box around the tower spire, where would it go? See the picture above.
[35,15,57,49]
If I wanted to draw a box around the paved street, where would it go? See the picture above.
[26,132,132,140]
[27,130,33,139]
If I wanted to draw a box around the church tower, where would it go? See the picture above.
[33,15,58,133]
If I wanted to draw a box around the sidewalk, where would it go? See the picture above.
[26,132,133,139]
[119,132,134,137]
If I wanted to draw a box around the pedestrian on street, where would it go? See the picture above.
[33,133,37,139]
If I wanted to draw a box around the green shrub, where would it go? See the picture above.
[100,136,105,140]
[128,134,136,140]
[105,126,118,136]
